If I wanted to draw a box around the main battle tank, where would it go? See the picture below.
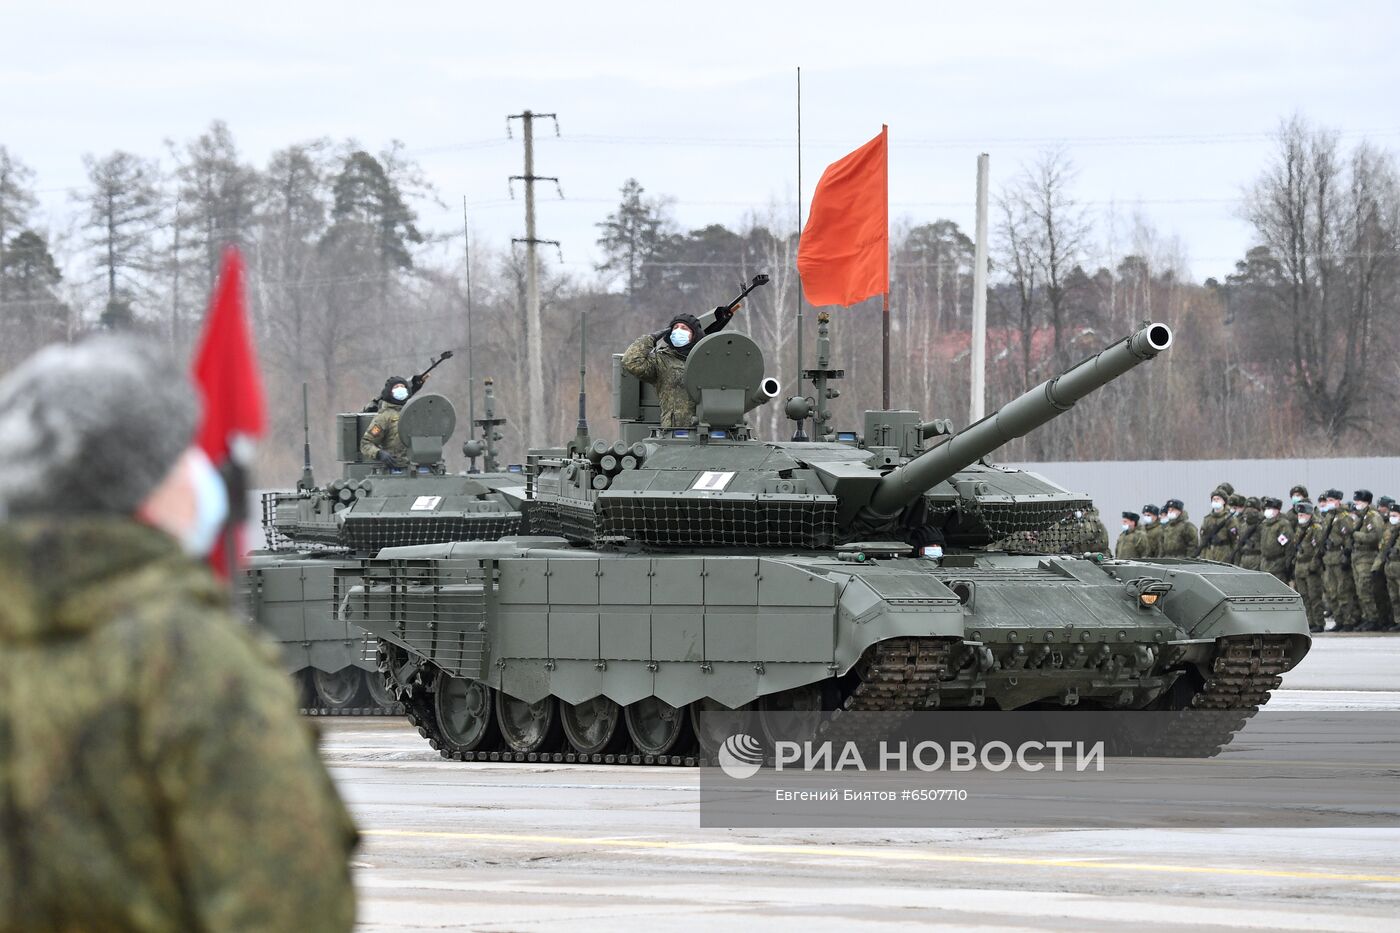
[344,317,1311,763]
[244,385,527,713]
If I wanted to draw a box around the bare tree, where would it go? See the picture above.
[1243,116,1400,433]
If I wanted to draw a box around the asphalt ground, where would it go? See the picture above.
[325,634,1400,931]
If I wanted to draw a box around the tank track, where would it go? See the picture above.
[380,635,1289,765]
[1132,634,1292,757]
[299,704,405,718]
[819,637,955,747]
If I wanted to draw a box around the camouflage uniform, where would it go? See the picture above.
[1322,507,1359,630]
[1160,512,1196,557]
[1115,522,1144,560]
[1259,512,1296,583]
[1231,499,1264,570]
[1137,507,1163,558]
[1291,512,1326,632]
[1220,495,1247,565]
[0,518,358,932]
[620,333,694,428]
[1196,493,1233,562]
[1350,504,1386,629]
[1380,519,1400,632]
[360,400,407,465]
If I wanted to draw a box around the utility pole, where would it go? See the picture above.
[507,109,561,449]
[463,196,475,431]
[971,153,990,424]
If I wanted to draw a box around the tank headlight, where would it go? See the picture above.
[1139,593,1159,607]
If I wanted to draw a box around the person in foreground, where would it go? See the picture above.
[0,337,357,932]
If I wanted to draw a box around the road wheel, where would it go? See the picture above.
[560,696,627,755]
[690,698,758,757]
[496,694,563,754]
[312,666,365,710]
[625,697,693,756]
[759,683,831,745]
[433,673,499,752]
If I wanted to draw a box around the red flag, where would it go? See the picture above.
[192,246,266,578]
[797,126,889,307]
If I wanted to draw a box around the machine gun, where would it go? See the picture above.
[1229,519,1261,564]
[693,274,770,331]
[411,349,455,393]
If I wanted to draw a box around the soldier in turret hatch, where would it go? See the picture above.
[620,305,737,428]
[360,375,411,468]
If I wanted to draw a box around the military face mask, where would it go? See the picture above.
[1353,501,1366,511]
[1141,514,1155,526]
[391,384,410,402]
[1298,514,1312,525]
[1264,508,1279,519]
[1121,522,1132,532]
[1291,495,1303,504]
[1211,499,1225,512]
[1390,514,1399,526]
[1165,510,1180,522]
[670,327,692,348]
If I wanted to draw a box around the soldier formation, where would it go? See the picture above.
[1116,482,1400,633]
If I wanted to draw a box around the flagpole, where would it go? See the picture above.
[882,124,890,410]
[793,65,809,442]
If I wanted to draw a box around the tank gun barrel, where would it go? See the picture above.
[861,322,1173,521]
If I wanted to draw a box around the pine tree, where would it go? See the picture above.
[79,151,162,313]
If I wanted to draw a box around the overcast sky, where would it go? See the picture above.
[5,0,1397,283]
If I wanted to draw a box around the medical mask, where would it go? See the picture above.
[670,327,692,348]
[1299,515,1312,525]
[1390,514,1399,526]
[1210,500,1224,512]
[1165,511,1180,523]
[1121,523,1132,533]
[1319,502,1332,513]
[182,448,229,558]
[1353,501,1365,511]
[1141,515,1155,526]
[1264,508,1278,520]
[1291,495,1303,504]
[1229,507,1242,515]
[921,545,944,560]
[391,385,409,402]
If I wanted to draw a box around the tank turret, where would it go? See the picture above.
[532,322,1170,551]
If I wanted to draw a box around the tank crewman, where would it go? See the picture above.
[1292,502,1326,632]
[360,375,411,468]
[1232,496,1264,570]
[1321,488,1359,631]
[620,305,736,428]
[1349,489,1386,631]
[1137,504,1163,557]
[1158,498,1197,557]
[1259,496,1296,583]
[1196,487,1233,561]
[0,337,358,932]
[1115,511,1144,559]
[1380,507,1400,632]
